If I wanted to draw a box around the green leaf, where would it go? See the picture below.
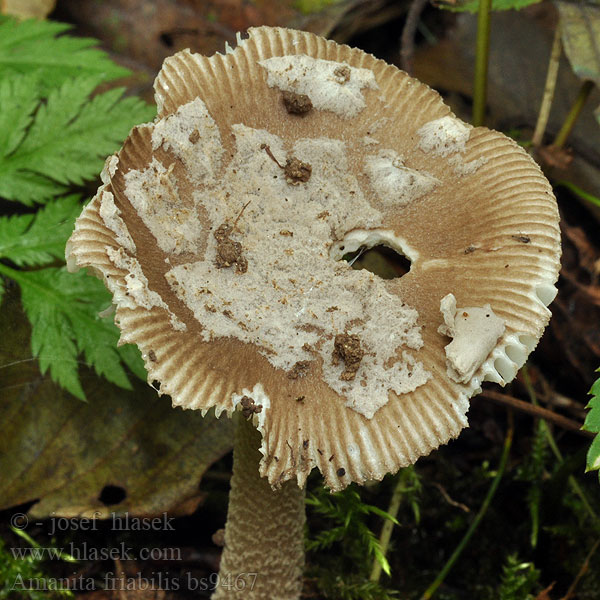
[0,16,129,90]
[556,180,600,208]
[436,0,541,13]
[583,368,600,477]
[0,195,81,266]
[116,342,149,384]
[10,265,144,400]
[0,74,155,205]
[0,72,42,156]
[556,2,600,86]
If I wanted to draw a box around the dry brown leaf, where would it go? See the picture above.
[1,0,56,19]
[537,144,574,170]
[561,220,600,280]
[0,285,234,518]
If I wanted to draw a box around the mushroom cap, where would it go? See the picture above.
[66,26,561,491]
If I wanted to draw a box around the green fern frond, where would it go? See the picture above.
[0,16,152,399]
[0,16,128,89]
[498,553,540,600]
[307,570,399,600]
[0,536,73,600]
[0,74,154,205]
[306,485,398,578]
[583,368,600,477]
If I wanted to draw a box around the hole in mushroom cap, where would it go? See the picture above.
[331,229,417,279]
[344,245,411,279]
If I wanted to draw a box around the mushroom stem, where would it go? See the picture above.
[212,415,306,599]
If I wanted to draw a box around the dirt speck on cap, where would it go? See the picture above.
[288,360,311,379]
[284,157,312,184]
[333,65,351,84]
[332,333,364,381]
[240,395,263,419]
[511,234,531,244]
[282,90,313,115]
[214,223,248,273]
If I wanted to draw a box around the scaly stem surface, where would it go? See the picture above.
[472,0,492,126]
[213,415,306,599]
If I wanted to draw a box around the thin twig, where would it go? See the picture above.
[560,538,600,600]
[420,410,514,600]
[431,482,470,513]
[532,25,562,148]
[472,0,492,126]
[400,0,430,75]
[553,80,595,148]
[479,390,592,437]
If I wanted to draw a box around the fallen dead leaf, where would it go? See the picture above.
[0,285,234,518]
[537,144,574,170]
[1,0,56,18]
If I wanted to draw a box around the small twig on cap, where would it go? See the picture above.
[233,199,252,230]
[260,143,283,168]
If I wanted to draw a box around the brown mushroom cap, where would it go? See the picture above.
[66,26,561,492]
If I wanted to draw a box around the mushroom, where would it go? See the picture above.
[66,27,561,599]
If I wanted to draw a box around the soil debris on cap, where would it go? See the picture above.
[332,333,364,381]
[511,234,531,243]
[333,65,351,84]
[260,144,311,185]
[288,360,311,379]
[240,395,263,419]
[284,157,312,184]
[214,223,248,273]
[281,90,313,115]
